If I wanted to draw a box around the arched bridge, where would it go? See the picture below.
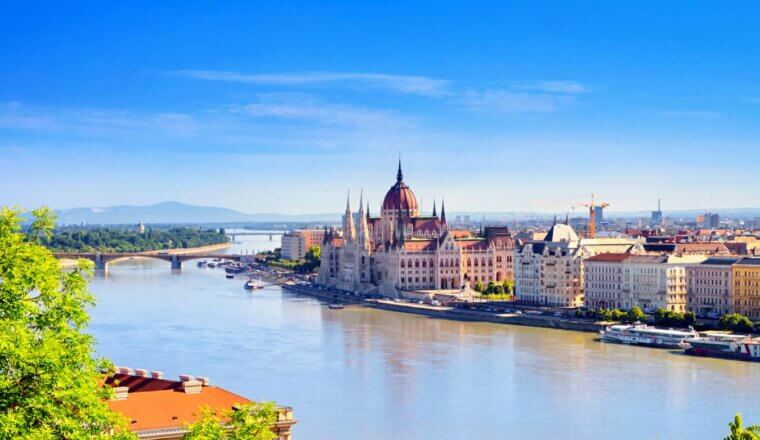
[53,252,244,270]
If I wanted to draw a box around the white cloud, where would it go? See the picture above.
[454,89,575,113]
[169,70,450,97]
[511,80,590,95]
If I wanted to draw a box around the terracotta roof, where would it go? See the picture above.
[402,239,437,252]
[455,238,488,250]
[106,375,252,432]
[585,253,630,263]
[674,243,730,254]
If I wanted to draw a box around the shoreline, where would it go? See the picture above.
[280,282,603,333]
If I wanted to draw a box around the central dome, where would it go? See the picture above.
[382,161,419,212]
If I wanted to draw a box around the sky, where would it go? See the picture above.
[1,1,760,215]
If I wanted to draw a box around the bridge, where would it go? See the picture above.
[53,252,245,270]
[227,231,285,241]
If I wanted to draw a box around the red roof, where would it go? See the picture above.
[382,181,418,212]
[585,253,630,262]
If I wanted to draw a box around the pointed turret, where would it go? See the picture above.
[440,199,447,229]
[396,157,403,183]
[358,189,370,247]
[432,199,437,217]
[343,190,356,241]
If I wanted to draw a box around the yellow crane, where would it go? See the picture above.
[581,194,609,239]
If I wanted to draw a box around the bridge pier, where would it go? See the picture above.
[171,255,182,270]
[94,253,107,270]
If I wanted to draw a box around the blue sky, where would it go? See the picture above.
[1,2,759,214]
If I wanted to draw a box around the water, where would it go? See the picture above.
[88,235,759,439]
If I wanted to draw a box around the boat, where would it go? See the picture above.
[207,262,217,268]
[681,335,760,362]
[328,303,344,310]
[599,324,698,348]
[244,277,264,290]
[225,264,246,274]
[244,279,255,289]
[225,274,234,279]
[197,260,207,267]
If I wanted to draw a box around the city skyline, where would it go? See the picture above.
[2,2,760,213]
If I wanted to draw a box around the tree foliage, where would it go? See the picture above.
[653,308,696,328]
[0,207,135,439]
[183,402,278,440]
[718,314,756,333]
[724,413,760,440]
[44,226,229,253]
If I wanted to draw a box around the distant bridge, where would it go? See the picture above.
[53,252,245,270]
[226,231,285,241]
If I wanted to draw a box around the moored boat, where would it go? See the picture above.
[197,260,207,267]
[599,324,698,348]
[328,303,344,310]
[225,274,234,279]
[681,335,760,362]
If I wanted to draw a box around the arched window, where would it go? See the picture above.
[400,260,405,268]
[467,259,472,267]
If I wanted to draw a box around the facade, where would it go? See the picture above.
[317,163,515,296]
[732,257,760,320]
[514,222,640,307]
[584,254,704,312]
[281,229,326,260]
[106,367,296,439]
[686,257,738,317]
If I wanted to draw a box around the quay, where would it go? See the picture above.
[277,280,602,333]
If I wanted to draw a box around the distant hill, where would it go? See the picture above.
[54,201,339,225]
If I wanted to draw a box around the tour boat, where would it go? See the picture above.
[681,335,760,362]
[328,303,345,310]
[599,324,698,348]
[225,264,246,274]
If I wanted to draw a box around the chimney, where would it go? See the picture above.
[134,369,149,378]
[119,367,134,375]
[181,379,203,394]
[196,376,210,386]
[112,386,129,401]
[150,370,164,379]
[179,374,194,382]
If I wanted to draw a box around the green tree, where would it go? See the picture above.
[627,306,647,323]
[724,413,760,440]
[183,402,278,440]
[474,280,485,293]
[0,207,135,439]
[719,314,755,333]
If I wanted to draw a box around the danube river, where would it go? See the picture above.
[88,235,759,439]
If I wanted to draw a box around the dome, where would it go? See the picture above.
[382,161,419,212]
[544,223,579,243]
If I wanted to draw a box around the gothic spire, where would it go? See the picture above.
[432,199,437,217]
[440,199,447,225]
[396,156,403,183]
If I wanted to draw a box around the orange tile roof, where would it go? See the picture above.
[108,386,252,432]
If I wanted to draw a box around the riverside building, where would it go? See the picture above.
[281,229,326,260]
[584,254,706,312]
[514,221,640,307]
[686,257,738,317]
[732,257,760,320]
[317,162,515,297]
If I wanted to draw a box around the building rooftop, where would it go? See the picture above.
[584,253,630,263]
[736,257,760,266]
[105,370,295,437]
[699,257,741,265]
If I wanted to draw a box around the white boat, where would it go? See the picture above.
[681,335,760,362]
[329,303,344,310]
[599,324,698,348]
[244,277,264,290]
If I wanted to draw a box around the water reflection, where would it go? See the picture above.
[86,235,760,440]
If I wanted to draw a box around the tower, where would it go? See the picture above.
[357,189,370,248]
[343,190,356,241]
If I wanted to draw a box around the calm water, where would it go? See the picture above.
[88,235,759,439]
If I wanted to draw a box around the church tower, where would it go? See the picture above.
[343,190,356,242]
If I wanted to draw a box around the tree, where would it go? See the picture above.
[627,306,647,323]
[474,280,485,293]
[0,207,135,439]
[183,402,278,440]
[724,413,760,440]
[719,314,755,333]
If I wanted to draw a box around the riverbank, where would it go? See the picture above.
[278,281,603,333]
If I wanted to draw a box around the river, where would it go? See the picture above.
[88,235,759,439]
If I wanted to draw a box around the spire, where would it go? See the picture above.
[396,156,403,183]
[432,199,437,217]
[552,215,557,226]
[358,191,370,248]
[565,213,569,225]
[366,202,371,221]
[343,189,356,242]
[440,199,447,226]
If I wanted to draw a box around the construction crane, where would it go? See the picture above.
[581,194,609,239]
